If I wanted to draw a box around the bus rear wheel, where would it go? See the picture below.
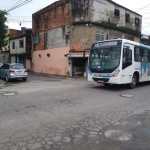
[129,74,137,89]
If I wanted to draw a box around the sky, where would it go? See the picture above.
[0,0,150,35]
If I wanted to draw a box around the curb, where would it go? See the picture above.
[28,72,87,80]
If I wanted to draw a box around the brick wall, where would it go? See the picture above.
[32,0,69,34]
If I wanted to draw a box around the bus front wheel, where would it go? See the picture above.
[129,74,137,89]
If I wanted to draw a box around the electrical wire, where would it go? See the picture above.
[132,7,150,10]
[0,0,18,9]
[7,0,34,12]
[135,2,150,12]
[4,0,26,10]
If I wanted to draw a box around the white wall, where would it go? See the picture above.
[10,37,26,54]
[11,56,16,63]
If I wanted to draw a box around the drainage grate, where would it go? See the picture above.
[120,94,134,98]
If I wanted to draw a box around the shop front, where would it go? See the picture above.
[66,54,89,78]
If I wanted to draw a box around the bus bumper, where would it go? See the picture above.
[93,76,122,84]
[88,73,94,81]
[108,76,122,84]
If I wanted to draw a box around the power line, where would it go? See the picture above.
[0,0,18,9]
[7,16,32,18]
[7,19,32,22]
[7,0,34,12]
[7,0,32,12]
[135,2,150,12]
[5,0,29,10]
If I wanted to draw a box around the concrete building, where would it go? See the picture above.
[32,0,142,77]
[9,28,32,70]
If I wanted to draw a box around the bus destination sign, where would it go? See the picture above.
[94,40,121,48]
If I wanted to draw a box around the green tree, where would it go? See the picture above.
[0,10,8,50]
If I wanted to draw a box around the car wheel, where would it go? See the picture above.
[5,75,9,82]
[129,74,137,89]
[22,78,27,81]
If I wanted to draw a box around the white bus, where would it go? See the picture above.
[88,39,150,88]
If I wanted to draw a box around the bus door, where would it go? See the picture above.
[121,43,134,84]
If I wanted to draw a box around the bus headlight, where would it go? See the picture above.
[112,73,119,77]
[112,69,120,77]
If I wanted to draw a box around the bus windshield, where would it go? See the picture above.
[89,41,122,70]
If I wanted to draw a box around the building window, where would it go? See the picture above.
[96,32,105,41]
[12,42,15,49]
[19,40,24,48]
[125,13,130,23]
[135,17,140,26]
[114,9,120,19]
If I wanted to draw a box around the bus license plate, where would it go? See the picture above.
[98,80,103,83]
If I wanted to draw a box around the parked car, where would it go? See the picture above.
[0,63,28,82]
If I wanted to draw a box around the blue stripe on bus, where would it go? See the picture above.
[101,76,111,78]
[88,67,93,74]
[139,44,150,49]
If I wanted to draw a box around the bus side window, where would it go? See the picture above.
[122,48,132,70]
[134,46,141,62]
[143,49,149,62]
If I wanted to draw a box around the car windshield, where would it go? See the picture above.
[89,46,121,70]
[11,64,25,69]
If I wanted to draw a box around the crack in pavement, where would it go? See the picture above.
[1,107,149,150]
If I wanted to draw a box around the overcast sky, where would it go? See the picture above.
[0,0,150,35]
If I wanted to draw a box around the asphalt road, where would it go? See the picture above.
[0,74,150,150]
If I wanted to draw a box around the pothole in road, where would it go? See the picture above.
[120,94,134,98]
[1,92,17,96]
